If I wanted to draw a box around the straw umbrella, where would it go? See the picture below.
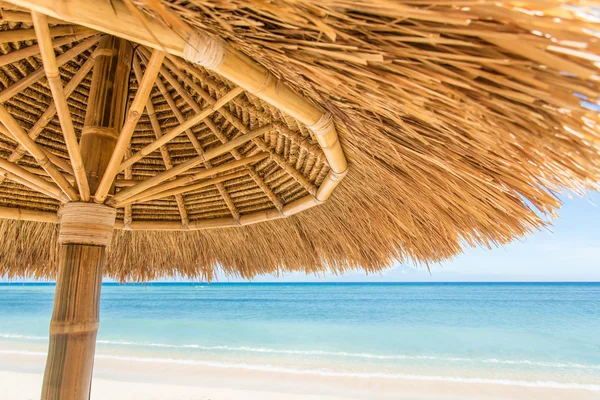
[0,0,599,399]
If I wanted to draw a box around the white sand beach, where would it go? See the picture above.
[1,350,598,400]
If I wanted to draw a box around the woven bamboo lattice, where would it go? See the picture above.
[0,0,599,281]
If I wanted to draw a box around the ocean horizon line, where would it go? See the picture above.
[1,281,599,285]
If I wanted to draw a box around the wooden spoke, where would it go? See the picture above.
[119,170,248,206]
[0,24,94,43]
[155,60,241,221]
[0,9,67,25]
[0,124,75,175]
[153,79,203,155]
[113,153,269,208]
[0,158,68,201]
[131,58,190,227]
[123,149,133,229]
[32,11,90,201]
[4,55,94,166]
[165,56,317,195]
[154,53,284,211]
[110,124,273,204]
[118,85,244,172]
[113,153,268,207]
[0,104,79,200]
[94,49,165,203]
[0,29,95,68]
[0,35,99,103]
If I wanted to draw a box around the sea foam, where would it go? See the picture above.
[1,349,599,392]
[2,333,599,371]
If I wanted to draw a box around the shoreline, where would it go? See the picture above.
[1,348,598,400]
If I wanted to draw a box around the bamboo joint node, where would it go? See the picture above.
[183,32,226,70]
[307,112,334,137]
[58,202,116,246]
[248,70,276,95]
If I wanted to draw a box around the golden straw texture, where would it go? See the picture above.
[1,1,600,280]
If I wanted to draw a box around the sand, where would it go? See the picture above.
[0,351,598,400]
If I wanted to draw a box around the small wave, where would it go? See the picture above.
[1,350,598,392]
[0,333,46,340]
[3,333,599,370]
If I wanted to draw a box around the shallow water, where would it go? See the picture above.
[1,282,599,390]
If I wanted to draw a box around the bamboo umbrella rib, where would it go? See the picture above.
[157,75,239,223]
[5,55,94,165]
[32,11,90,201]
[133,61,190,227]
[0,9,67,24]
[206,117,283,211]
[152,75,244,219]
[112,153,269,208]
[166,58,317,195]
[0,34,100,103]
[155,55,283,212]
[3,0,348,177]
[0,167,63,201]
[0,104,79,200]
[0,205,58,223]
[120,170,248,206]
[0,123,73,173]
[122,149,133,229]
[0,55,92,186]
[0,24,94,43]
[0,158,67,201]
[153,65,205,154]
[118,85,244,172]
[111,124,273,203]
[154,60,243,221]
[168,56,320,158]
[0,29,96,67]
[94,49,166,203]
[160,56,289,206]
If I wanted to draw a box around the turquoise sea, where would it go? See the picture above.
[1,282,599,391]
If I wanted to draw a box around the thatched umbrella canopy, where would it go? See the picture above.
[0,0,599,399]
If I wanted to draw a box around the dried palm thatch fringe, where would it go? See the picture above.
[1,0,600,281]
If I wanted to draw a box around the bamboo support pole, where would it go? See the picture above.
[0,30,96,67]
[94,49,165,203]
[0,35,99,103]
[0,104,78,200]
[110,124,273,204]
[79,36,133,197]
[32,11,90,200]
[41,203,116,400]
[41,36,131,400]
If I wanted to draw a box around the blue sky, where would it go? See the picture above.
[242,191,600,282]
